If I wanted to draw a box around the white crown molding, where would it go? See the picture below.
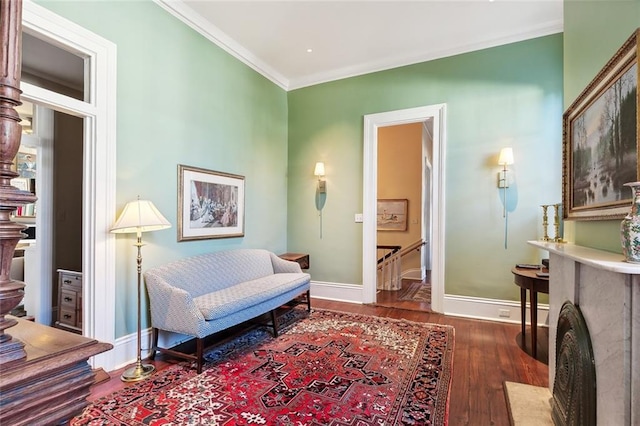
[289,20,564,90]
[155,1,562,92]
[154,0,290,90]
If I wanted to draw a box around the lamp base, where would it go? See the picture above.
[120,362,155,382]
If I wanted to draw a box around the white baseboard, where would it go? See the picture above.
[111,327,192,370]
[401,268,422,280]
[310,280,363,304]
[111,327,154,370]
[443,294,549,326]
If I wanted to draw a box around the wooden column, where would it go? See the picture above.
[0,0,38,363]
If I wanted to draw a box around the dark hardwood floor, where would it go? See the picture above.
[376,277,432,311]
[87,298,549,425]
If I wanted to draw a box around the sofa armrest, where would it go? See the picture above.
[145,275,206,336]
[270,252,303,274]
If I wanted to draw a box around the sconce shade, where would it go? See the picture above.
[314,162,325,177]
[111,199,171,234]
[498,147,514,166]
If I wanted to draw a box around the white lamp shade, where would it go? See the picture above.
[498,147,514,166]
[314,162,325,177]
[111,199,171,234]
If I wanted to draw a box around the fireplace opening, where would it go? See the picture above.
[551,301,596,426]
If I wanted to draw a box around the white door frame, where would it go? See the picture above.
[363,104,446,313]
[22,0,117,370]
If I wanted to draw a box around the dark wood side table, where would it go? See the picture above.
[279,252,309,270]
[511,267,549,358]
[0,317,112,425]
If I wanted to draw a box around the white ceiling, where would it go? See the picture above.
[158,0,564,90]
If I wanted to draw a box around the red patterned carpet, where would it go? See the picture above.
[72,309,454,425]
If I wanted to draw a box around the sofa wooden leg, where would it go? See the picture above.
[196,338,204,374]
[271,310,279,337]
[150,328,159,360]
[306,289,311,311]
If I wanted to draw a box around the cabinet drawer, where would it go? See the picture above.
[60,273,82,289]
[59,308,77,326]
[60,289,78,308]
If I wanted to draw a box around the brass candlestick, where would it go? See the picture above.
[553,203,564,243]
[541,204,551,241]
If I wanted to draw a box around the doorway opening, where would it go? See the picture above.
[363,104,446,313]
[375,121,432,311]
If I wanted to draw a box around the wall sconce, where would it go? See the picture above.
[314,162,326,193]
[498,147,514,249]
[314,162,327,239]
[497,147,514,193]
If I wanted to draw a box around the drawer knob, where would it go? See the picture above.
[64,314,71,319]
[64,279,72,284]
[64,297,72,302]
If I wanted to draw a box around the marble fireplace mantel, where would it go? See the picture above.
[528,241,639,426]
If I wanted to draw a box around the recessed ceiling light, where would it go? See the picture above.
[306,48,313,53]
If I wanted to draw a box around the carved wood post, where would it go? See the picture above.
[0,0,37,363]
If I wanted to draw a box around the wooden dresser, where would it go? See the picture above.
[56,269,82,333]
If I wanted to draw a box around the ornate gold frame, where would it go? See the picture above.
[563,29,640,220]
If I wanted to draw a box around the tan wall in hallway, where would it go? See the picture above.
[377,123,422,275]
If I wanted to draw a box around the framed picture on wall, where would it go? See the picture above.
[178,164,245,241]
[563,29,639,220]
[15,147,37,179]
[377,199,408,231]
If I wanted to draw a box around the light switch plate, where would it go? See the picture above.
[355,213,363,223]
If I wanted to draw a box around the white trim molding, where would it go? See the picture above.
[444,294,550,326]
[363,104,446,313]
[310,281,363,305]
[154,0,289,90]
[153,0,562,91]
[23,0,117,371]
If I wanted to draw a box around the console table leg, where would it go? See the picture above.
[531,289,538,359]
[520,287,527,340]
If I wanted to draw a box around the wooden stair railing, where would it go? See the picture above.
[376,240,426,291]
[376,245,402,291]
[398,239,426,258]
[377,244,401,265]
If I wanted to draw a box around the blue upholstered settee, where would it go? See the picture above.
[144,248,311,373]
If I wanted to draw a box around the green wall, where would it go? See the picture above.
[37,1,289,338]
[564,0,640,252]
[287,35,563,300]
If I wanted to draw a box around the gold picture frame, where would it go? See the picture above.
[563,29,640,220]
[177,164,245,241]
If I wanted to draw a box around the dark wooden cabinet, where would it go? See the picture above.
[279,253,309,270]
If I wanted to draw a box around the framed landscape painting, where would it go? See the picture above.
[563,29,640,220]
[377,199,408,231]
[178,164,245,241]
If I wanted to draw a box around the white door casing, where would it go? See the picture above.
[363,104,446,312]
[21,0,117,370]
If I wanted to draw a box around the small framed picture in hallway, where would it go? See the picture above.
[377,199,408,231]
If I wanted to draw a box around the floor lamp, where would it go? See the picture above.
[111,197,171,382]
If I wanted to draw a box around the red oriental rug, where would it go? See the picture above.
[72,309,454,425]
